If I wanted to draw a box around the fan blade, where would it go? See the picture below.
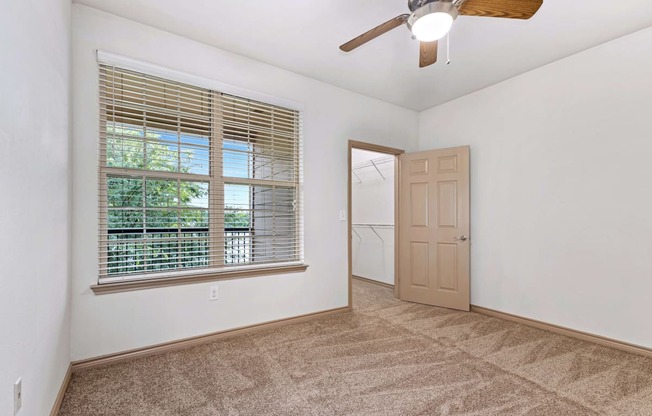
[458,0,543,19]
[419,41,438,68]
[340,14,410,52]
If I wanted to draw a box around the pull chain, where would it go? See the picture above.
[446,31,451,65]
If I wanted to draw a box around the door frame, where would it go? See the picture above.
[347,140,405,309]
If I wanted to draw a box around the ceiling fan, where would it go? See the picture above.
[340,0,543,68]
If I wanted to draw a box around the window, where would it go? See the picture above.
[98,65,302,284]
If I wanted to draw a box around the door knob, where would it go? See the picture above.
[454,235,468,242]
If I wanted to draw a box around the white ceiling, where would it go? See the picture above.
[74,0,652,111]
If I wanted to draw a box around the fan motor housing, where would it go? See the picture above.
[408,0,455,12]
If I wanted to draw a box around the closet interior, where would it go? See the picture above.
[351,148,396,287]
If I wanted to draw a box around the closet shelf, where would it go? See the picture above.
[352,223,394,228]
[352,155,394,182]
[352,223,394,241]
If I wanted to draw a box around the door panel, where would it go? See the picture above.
[410,183,429,227]
[437,243,458,291]
[409,158,429,175]
[410,242,430,288]
[437,181,457,227]
[398,146,470,311]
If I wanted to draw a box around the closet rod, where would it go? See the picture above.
[352,223,394,242]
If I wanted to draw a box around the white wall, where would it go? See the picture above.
[0,0,71,415]
[419,27,652,348]
[71,5,419,361]
[352,150,395,285]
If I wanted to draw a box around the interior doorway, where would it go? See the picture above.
[348,141,471,312]
[348,141,404,309]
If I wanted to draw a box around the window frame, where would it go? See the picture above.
[95,62,305,292]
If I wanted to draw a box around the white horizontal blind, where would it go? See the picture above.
[219,94,303,266]
[98,64,302,283]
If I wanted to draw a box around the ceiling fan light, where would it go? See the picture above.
[408,2,458,42]
[412,13,453,41]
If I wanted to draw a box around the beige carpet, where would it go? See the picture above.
[59,279,652,415]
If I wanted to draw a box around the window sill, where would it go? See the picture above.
[91,264,309,295]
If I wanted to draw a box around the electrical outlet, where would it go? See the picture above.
[14,378,22,415]
[209,285,219,301]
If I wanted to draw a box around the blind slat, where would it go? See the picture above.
[98,64,303,283]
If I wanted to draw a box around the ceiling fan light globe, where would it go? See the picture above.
[407,2,458,42]
[412,12,454,41]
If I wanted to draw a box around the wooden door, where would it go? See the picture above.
[398,146,470,311]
